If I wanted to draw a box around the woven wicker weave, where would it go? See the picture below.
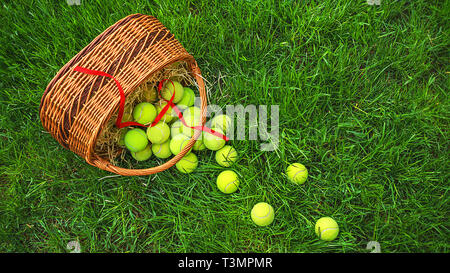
[39,14,206,176]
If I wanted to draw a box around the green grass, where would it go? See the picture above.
[0,0,448,253]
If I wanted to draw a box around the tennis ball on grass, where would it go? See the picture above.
[215,145,238,167]
[211,114,232,133]
[161,80,184,103]
[176,153,198,173]
[315,217,339,241]
[216,170,239,194]
[131,144,152,161]
[177,87,195,110]
[124,128,148,153]
[151,140,172,159]
[286,163,308,184]
[203,128,226,151]
[155,101,174,123]
[169,134,192,155]
[147,122,170,144]
[133,102,157,124]
[251,202,275,227]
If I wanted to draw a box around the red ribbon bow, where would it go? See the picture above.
[73,66,229,141]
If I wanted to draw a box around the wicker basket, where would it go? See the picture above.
[39,14,206,176]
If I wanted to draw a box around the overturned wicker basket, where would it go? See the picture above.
[39,14,206,176]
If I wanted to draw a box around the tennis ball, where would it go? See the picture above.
[133,102,157,124]
[215,145,238,167]
[286,163,308,184]
[170,120,184,137]
[211,114,232,133]
[131,144,152,161]
[124,128,148,152]
[182,106,202,137]
[155,101,174,123]
[315,217,339,241]
[203,128,226,151]
[251,202,275,227]
[147,122,170,144]
[216,170,239,194]
[151,140,172,159]
[176,152,198,173]
[161,80,184,103]
[169,134,192,155]
[177,87,195,110]
[192,139,206,151]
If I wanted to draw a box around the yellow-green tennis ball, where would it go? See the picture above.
[203,128,226,151]
[124,128,148,153]
[176,152,198,173]
[182,106,202,137]
[216,170,239,194]
[170,120,184,137]
[211,114,232,133]
[177,87,195,110]
[147,122,170,144]
[155,101,174,123]
[169,134,192,155]
[251,202,275,227]
[161,80,184,103]
[192,139,206,151]
[215,145,238,167]
[286,163,308,184]
[151,140,172,159]
[133,102,157,124]
[315,217,339,241]
[131,144,152,161]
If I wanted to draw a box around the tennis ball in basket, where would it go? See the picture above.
[170,120,184,137]
[192,139,206,151]
[286,163,308,184]
[133,102,157,124]
[251,202,275,227]
[151,140,172,159]
[215,145,238,167]
[176,152,198,173]
[161,80,184,103]
[131,144,152,161]
[177,87,195,110]
[182,106,202,137]
[203,128,226,151]
[169,134,192,155]
[147,122,170,144]
[315,217,339,241]
[211,114,232,133]
[155,101,174,123]
[216,170,239,194]
[124,128,148,153]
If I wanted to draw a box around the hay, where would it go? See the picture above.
[94,61,197,165]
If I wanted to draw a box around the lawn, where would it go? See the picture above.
[0,0,448,253]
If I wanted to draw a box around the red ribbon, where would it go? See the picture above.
[73,66,229,141]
